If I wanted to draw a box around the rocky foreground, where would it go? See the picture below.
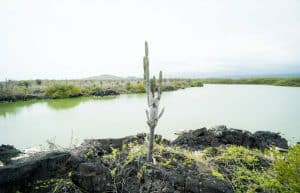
[0,126,297,193]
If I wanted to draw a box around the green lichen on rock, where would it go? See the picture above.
[211,169,225,180]
[29,178,82,193]
[103,147,119,160]
[86,148,94,158]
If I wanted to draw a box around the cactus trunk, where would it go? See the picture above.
[147,126,155,161]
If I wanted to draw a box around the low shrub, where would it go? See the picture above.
[125,82,145,93]
[44,84,82,99]
[271,144,300,193]
[190,80,203,87]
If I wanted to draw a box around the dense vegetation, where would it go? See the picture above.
[0,79,203,102]
[201,77,300,87]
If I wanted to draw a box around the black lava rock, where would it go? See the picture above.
[172,125,288,150]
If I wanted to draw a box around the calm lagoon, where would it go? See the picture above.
[1,84,299,149]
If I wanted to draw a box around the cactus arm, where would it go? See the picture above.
[150,76,156,97]
[158,107,165,119]
[157,71,162,98]
[145,109,150,122]
[143,41,151,106]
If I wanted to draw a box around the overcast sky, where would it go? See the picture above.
[0,0,300,80]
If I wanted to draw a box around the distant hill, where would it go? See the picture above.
[84,72,300,80]
[84,74,123,80]
[83,74,139,80]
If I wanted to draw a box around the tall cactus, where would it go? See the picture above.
[143,41,165,162]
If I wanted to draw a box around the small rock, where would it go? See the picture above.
[0,151,71,193]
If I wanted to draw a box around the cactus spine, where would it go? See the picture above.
[143,41,165,162]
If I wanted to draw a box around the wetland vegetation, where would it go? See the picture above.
[0,78,204,102]
[1,77,299,103]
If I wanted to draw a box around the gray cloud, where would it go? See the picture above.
[0,0,299,80]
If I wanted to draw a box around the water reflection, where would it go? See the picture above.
[46,96,118,110]
[46,97,91,110]
[0,96,119,116]
[0,101,37,117]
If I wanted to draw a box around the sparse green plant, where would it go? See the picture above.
[124,144,147,166]
[211,169,225,180]
[110,168,117,178]
[104,147,119,160]
[137,163,151,180]
[86,148,94,158]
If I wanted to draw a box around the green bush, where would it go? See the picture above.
[190,80,203,87]
[125,82,145,93]
[161,85,176,91]
[125,82,132,91]
[132,83,145,93]
[44,84,82,99]
[17,81,30,88]
[80,85,102,96]
[272,144,300,193]
[171,80,184,89]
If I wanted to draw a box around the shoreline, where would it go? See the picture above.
[1,77,300,103]
[1,82,299,105]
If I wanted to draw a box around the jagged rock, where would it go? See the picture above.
[70,134,148,163]
[172,125,288,150]
[252,131,289,149]
[92,89,120,97]
[71,162,111,193]
[113,156,141,193]
[0,144,21,164]
[0,151,71,193]
[111,145,233,193]
[79,133,169,159]
[84,134,146,150]
[139,164,233,193]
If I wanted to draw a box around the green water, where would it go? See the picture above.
[0,84,300,149]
